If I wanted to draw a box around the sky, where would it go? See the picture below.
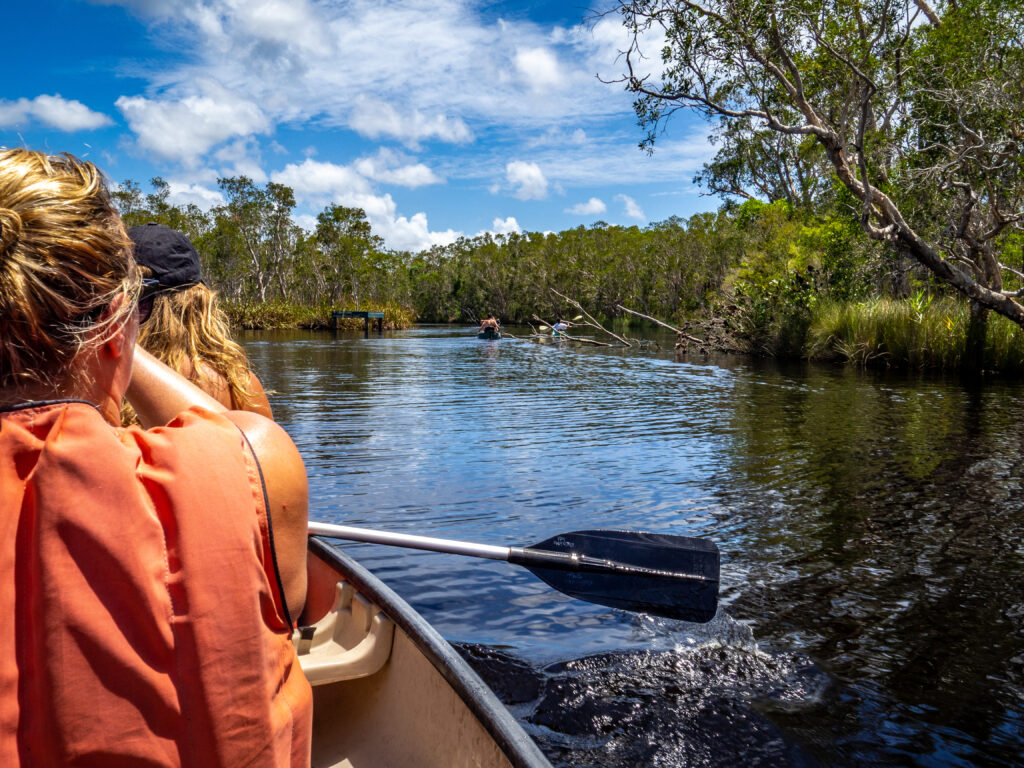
[0,0,720,253]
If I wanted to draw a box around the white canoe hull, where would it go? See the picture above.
[297,537,551,768]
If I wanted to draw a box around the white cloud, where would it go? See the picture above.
[232,0,330,56]
[116,81,269,165]
[271,158,372,201]
[527,126,588,149]
[566,197,606,216]
[505,160,548,200]
[213,138,269,182]
[616,193,646,220]
[349,97,472,147]
[103,0,638,165]
[0,94,111,131]
[490,216,521,235]
[294,213,318,232]
[564,15,665,85]
[382,211,459,252]
[166,181,225,209]
[353,149,442,188]
[374,164,441,188]
[271,158,454,252]
[514,47,563,91]
[461,129,715,189]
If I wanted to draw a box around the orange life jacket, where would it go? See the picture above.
[0,401,312,767]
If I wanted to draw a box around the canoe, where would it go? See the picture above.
[477,328,501,340]
[296,537,551,768]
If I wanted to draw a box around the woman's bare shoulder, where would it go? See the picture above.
[238,370,274,420]
[189,359,233,410]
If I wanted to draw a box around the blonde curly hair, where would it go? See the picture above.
[121,281,259,425]
[0,149,137,392]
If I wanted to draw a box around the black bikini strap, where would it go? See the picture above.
[236,426,294,629]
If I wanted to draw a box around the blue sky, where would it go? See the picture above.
[1,0,718,252]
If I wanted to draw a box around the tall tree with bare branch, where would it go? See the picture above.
[613,0,1023,363]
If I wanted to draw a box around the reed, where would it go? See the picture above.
[223,300,416,330]
[806,296,1024,371]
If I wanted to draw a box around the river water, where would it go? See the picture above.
[241,325,1024,767]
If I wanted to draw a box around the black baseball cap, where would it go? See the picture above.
[128,223,203,289]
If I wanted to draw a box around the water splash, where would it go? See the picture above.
[461,612,828,767]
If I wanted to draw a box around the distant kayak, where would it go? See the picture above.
[477,328,501,340]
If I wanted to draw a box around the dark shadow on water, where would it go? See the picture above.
[459,631,825,768]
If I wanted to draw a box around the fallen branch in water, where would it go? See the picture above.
[531,313,554,331]
[550,290,636,347]
[529,314,614,346]
[560,336,614,347]
[616,305,705,346]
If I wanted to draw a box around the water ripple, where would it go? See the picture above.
[240,327,1024,768]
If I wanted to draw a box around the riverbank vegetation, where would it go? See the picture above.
[613,0,1024,373]
[114,175,1024,371]
[112,0,1024,373]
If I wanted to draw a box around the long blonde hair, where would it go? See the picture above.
[128,281,257,416]
[0,149,137,392]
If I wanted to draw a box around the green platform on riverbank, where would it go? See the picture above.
[332,310,385,333]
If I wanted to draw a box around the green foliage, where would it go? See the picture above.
[725,200,876,352]
[618,0,1024,339]
[113,177,211,243]
[223,300,329,329]
[696,116,832,208]
[405,214,741,324]
[110,174,1024,371]
[222,300,415,330]
[807,297,1024,371]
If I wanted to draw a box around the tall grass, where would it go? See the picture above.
[223,300,417,330]
[806,296,1024,371]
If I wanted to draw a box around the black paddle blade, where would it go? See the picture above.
[516,530,719,623]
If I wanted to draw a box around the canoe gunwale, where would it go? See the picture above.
[307,537,552,768]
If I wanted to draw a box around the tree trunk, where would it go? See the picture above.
[965,299,988,373]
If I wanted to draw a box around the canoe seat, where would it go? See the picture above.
[293,581,395,686]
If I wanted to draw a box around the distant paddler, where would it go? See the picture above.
[479,313,501,332]
[477,313,502,338]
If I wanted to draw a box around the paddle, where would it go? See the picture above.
[307,522,719,623]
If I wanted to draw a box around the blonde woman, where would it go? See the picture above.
[125,222,272,422]
[0,149,312,766]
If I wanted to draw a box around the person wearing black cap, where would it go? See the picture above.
[125,222,273,423]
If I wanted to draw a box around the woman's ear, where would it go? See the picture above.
[100,293,138,360]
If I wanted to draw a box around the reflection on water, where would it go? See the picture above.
[241,326,1024,767]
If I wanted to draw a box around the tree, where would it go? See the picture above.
[312,205,385,304]
[613,0,1024,360]
[214,177,300,302]
[113,178,210,243]
[696,117,832,208]
[111,180,145,219]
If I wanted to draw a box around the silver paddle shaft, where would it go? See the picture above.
[308,522,510,561]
